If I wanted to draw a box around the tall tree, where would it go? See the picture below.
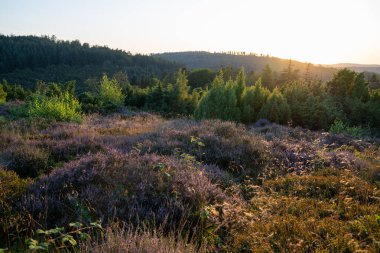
[261,64,275,90]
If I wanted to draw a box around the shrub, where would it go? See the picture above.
[0,169,30,246]
[12,92,83,122]
[0,84,6,105]
[4,145,50,178]
[22,151,225,230]
[329,120,368,138]
[78,92,100,113]
[98,75,124,112]
[124,120,269,178]
[303,96,344,130]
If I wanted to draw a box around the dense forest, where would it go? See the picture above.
[155,51,380,82]
[0,35,179,91]
[1,36,380,252]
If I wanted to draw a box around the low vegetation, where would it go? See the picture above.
[0,112,379,252]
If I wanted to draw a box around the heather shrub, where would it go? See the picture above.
[4,144,50,178]
[128,120,269,178]
[22,151,225,230]
[45,138,102,163]
[0,169,31,246]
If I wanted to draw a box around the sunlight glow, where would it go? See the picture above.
[1,0,379,64]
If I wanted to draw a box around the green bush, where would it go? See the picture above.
[0,84,6,105]
[0,169,30,245]
[13,92,82,122]
[78,92,101,113]
[329,120,368,138]
[99,75,124,112]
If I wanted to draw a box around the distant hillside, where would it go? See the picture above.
[0,35,180,90]
[327,63,380,75]
[154,51,339,81]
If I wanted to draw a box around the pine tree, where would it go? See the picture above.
[261,65,275,90]
[235,67,246,109]
[259,88,290,124]
[195,70,240,122]
[352,73,369,102]
[241,78,270,124]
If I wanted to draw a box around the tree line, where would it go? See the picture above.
[1,64,379,132]
[0,35,179,89]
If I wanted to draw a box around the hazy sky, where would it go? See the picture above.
[1,0,380,64]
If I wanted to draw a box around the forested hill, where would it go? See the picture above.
[0,35,179,89]
[155,51,340,81]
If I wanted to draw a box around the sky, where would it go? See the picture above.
[1,0,380,65]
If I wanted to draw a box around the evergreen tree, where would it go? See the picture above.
[259,88,290,124]
[235,68,246,110]
[195,71,225,119]
[283,81,311,127]
[222,80,240,122]
[195,71,239,121]
[170,69,191,115]
[261,65,275,90]
[352,73,369,102]
[279,60,299,84]
[241,78,270,124]
[327,68,356,98]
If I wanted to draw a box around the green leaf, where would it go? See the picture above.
[62,235,77,246]
[26,238,38,247]
[36,229,46,234]
[69,222,82,229]
[46,227,64,235]
[38,242,49,251]
[90,222,103,229]
[197,141,205,147]
[79,232,90,240]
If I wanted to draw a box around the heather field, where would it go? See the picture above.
[1,113,379,252]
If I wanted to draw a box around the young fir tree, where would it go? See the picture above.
[170,69,191,115]
[235,67,246,110]
[261,64,275,90]
[258,88,290,124]
[221,79,240,122]
[352,73,369,102]
[195,71,225,119]
[196,70,239,121]
[241,78,270,124]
